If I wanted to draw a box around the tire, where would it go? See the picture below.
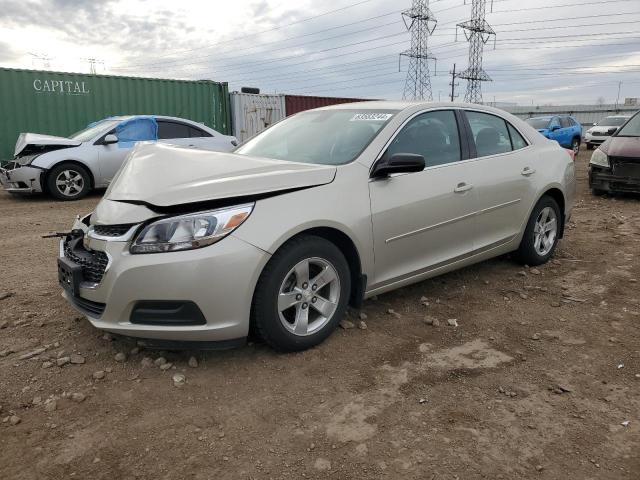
[571,137,580,155]
[586,143,594,150]
[515,196,562,266]
[252,235,351,352]
[46,163,91,201]
[591,188,607,196]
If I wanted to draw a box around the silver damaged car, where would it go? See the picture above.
[1,115,237,200]
[58,102,576,351]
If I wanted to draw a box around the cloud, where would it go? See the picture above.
[0,0,637,104]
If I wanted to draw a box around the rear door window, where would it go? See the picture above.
[157,121,191,139]
[189,126,212,138]
[507,124,528,150]
[465,111,513,157]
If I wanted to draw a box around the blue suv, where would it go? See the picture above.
[526,115,583,154]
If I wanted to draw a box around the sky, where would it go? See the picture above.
[0,0,639,105]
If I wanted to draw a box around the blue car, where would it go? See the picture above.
[526,115,583,154]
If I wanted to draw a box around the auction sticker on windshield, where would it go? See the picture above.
[350,113,394,121]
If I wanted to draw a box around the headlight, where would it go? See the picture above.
[15,154,40,166]
[590,148,609,168]
[130,204,254,254]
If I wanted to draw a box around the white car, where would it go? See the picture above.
[584,115,631,150]
[0,115,237,200]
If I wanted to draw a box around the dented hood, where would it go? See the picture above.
[105,142,337,208]
[601,136,640,158]
[14,133,81,157]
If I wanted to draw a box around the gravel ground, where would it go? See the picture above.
[1,150,639,479]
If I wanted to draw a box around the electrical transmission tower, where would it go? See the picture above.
[400,0,437,101]
[457,0,495,104]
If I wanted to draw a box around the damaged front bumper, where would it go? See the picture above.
[0,163,44,193]
[589,165,640,194]
[57,220,271,343]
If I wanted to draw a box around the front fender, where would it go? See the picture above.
[30,145,96,173]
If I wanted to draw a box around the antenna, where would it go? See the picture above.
[456,0,496,104]
[400,0,437,101]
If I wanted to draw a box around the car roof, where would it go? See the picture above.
[312,100,523,117]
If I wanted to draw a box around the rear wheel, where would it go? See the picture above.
[252,235,351,352]
[515,196,562,266]
[571,137,580,155]
[46,163,91,201]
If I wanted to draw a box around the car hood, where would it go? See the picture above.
[588,126,616,133]
[601,136,640,158]
[104,142,337,208]
[14,133,81,157]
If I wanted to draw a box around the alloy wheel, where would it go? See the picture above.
[533,206,557,256]
[572,139,580,155]
[277,257,340,336]
[55,169,84,197]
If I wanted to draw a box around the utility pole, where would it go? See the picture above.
[457,0,496,104]
[615,81,622,109]
[449,63,459,102]
[83,58,104,75]
[400,0,437,101]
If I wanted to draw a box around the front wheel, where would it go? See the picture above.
[252,235,351,352]
[515,197,562,266]
[46,163,91,201]
[571,138,580,155]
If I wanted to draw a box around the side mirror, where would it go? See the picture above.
[371,153,425,178]
[551,125,561,131]
[607,127,618,135]
[103,134,118,145]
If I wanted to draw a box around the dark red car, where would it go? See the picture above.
[589,111,640,195]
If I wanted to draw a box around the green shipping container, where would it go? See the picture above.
[0,67,231,161]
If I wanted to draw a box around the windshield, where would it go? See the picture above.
[526,118,551,129]
[616,113,640,137]
[235,109,397,165]
[70,119,121,142]
[599,116,628,127]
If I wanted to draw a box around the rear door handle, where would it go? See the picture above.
[454,182,473,193]
[521,167,536,176]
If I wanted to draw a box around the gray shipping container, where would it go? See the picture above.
[230,92,286,143]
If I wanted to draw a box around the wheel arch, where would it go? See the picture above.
[44,160,96,193]
[538,187,566,238]
[260,226,365,309]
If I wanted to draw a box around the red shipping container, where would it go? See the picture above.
[284,95,372,116]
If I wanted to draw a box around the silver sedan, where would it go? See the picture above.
[1,115,237,200]
[58,102,575,351]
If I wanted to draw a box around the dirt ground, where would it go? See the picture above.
[1,150,638,480]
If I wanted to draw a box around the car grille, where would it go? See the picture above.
[69,295,106,317]
[64,241,109,284]
[611,157,640,178]
[591,131,609,137]
[92,224,135,237]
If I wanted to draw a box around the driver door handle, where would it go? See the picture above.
[521,167,536,176]
[454,182,473,193]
